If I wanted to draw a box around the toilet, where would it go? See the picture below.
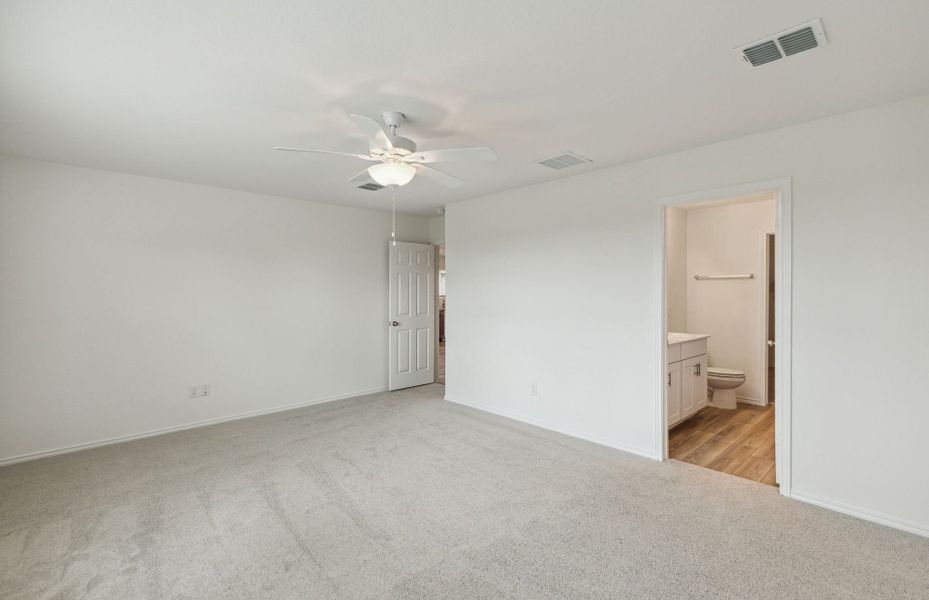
[707,367,746,409]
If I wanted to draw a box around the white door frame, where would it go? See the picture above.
[655,177,793,497]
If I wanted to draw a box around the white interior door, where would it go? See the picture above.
[388,242,435,391]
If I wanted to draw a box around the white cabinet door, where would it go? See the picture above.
[667,361,682,427]
[388,242,435,391]
[680,356,697,418]
[693,354,708,410]
[681,355,708,418]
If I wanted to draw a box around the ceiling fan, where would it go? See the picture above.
[274,111,496,189]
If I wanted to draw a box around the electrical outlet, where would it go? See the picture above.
[530,383,539,397]
[189,384,211,399]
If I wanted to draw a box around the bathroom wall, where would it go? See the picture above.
[665,207,687,333]
[685,195,776,403]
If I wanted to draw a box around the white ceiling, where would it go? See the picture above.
[2,1,928,215]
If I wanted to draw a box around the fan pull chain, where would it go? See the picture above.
[391,185,397,247]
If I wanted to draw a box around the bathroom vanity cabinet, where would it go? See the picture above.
[667,334,709,428]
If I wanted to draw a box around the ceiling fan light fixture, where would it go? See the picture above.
[368,162,415,187]
[275,110,495,190]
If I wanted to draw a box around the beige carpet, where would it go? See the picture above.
[1,384,927,599]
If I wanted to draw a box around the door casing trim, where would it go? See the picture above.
[654,177,793,497]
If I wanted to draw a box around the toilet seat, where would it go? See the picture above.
[708,367,744,378]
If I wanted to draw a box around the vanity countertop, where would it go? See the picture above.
[667,332,710,345]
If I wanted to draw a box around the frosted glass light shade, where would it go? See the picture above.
[368,162,415,187]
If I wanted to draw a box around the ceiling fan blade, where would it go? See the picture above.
[347,168,374,183]
[349,114,394,151]
[274,147,377,161]
[416,164,464,188]
[404,147,496,164]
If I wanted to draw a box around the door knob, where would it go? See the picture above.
[389,321,399,327]
[767,340,775,347]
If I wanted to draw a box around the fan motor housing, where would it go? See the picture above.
[376,111,416,156]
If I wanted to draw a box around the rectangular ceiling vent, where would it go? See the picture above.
[536,151,592,170]
[736,19,828,67]
[357,182,385,191]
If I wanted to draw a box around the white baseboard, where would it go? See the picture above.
[790,491,929,539]
[736,395,765,406]
[0,387,387,467]
[445,394,658,461]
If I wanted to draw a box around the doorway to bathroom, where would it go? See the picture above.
[657,178,792,495]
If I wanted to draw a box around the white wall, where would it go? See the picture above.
[428,214,446,245]
[665,207,687,333]
[446,94,929,535]
[685,196,775,403]
[0,156,429,462]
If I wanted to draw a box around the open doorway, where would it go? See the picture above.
[437,244,446,385]
[658,179,791,494]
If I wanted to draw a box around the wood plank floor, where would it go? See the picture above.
[669,403,776,486]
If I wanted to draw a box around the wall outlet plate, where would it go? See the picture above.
[190,384,211,398]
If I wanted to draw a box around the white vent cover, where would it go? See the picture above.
[735,19,828,67]
[536,151,592,170]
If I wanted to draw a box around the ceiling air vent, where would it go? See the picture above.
[536,151,592,170]
[742,40,782,67]
[357,182,385,191]
[777,27,819,56]
[736,19,828,67]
